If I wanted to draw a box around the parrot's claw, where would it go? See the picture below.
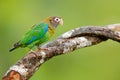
[37,47,49,52]
[29,49,39,58]
[29,49,35,53]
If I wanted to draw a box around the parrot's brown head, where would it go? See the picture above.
[45,16,63,28]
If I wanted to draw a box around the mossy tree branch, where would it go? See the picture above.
[3,24,120,80]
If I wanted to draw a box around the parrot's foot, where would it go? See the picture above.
[37,47,49,52]
[29,49,39,58]
[29,49,36,53]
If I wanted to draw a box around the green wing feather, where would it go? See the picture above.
[20,23,48,46]
[9,23,48,52]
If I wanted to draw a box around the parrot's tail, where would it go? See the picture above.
[9,41,20,52]
[9,47,18,52]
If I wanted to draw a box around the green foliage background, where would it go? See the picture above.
[0,0,120,80]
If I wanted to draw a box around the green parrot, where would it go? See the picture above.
[9,16,63,52]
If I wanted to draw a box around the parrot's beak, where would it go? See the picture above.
[59,19,63,25]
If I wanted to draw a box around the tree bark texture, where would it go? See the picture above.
[2,24,120,80]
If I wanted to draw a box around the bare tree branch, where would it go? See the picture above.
[2,24,120,80]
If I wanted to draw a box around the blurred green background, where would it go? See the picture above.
[0,0,120,80]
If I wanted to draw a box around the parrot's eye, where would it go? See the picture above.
[54,18,61,22]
